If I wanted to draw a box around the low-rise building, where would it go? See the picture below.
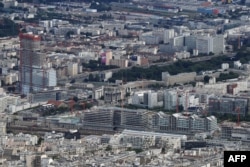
[162,72,197,86]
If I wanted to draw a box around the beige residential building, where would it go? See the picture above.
[110,59,128,68]
[67,63,78,76]
[162,72,197,86]
[105,50,113,65]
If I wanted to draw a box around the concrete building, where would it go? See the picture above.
[0,95,8,112]
[100,71,112,82]
[137,56,149,66]
[140,33,159,45]
[221,122,250,142]
[82,109,114,131]
[162,72,197,86]
[185,35,196,51]
[131,91,148,107]
[164,89,177,110]
[105,50,113,65]
[172,113,217,133]
[152,29,165,43]
[196,35,213,55]
[67,63,78,76]
[0,94,21,112]
[130,90,163,109]
[213,35,225,54]
[221,63,229,70]
[234,60,242,69]
[26,155,41,167]
[109,59,128,68]
[175,51,190,59]
[120,129,185,149]
[170,35,185,47]
[151,111,172,132]
[27,89,71,103]
[164,29,175,43]
[0,122,6,134]
[92,86,104,100]
[148,91,163,109]
[46,68,57,87]
[196,35,224,55]
[104,86,124,103]
[208,96,248,116]
[4,72,19,85]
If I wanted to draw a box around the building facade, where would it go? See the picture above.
[19,33,57,94]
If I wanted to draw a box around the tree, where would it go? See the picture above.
[89,74,94,81]
[204,75,210,83]
[1,80,6,87]
[161,147,166,154]
[73,96,78,102]
[70,79,75,84]
[65,31,74,39]
[105,145,112,151]
[0,18,19,37]
[7,87,15,92]
[95,74,100,82]
[178,105,184,112]
[209,52,214,56]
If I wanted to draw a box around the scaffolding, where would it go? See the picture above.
[19,33,46,94]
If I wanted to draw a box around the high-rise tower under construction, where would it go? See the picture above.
[19,33,56,94]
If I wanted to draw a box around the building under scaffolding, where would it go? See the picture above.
[19,33,56,94]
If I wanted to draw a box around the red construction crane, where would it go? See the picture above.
[176,88,184,113]
[69,100,75,114]
[185,90,190,112]
[176,91,180,113]
[202,108,208,117]
[82,102,86,110]
[235,107,241,126]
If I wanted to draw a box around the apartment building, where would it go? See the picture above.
[162,72,197,86]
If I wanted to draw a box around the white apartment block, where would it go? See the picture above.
[170,35,185,47]
[221,63,229,70]
[148,91,163,109]
[164,29,175,43]
[196,36,213,54]
[164,90,177,110]
[196,35,224,54]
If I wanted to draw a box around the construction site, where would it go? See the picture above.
[19,33,56,95]
[221,121,250,142]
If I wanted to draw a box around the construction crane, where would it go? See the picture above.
[235,107,241,126]
[199,103,210,117]
[176,91,180,113]
[176,88,187,113]
[185,90,190,112]
[176,89,182,113]
[69,100,75,115]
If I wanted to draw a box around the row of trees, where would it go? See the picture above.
[0,18,19,37]
[82,60,119,71]
[109,55,234,82]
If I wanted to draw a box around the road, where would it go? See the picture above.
[58,53,236,84]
